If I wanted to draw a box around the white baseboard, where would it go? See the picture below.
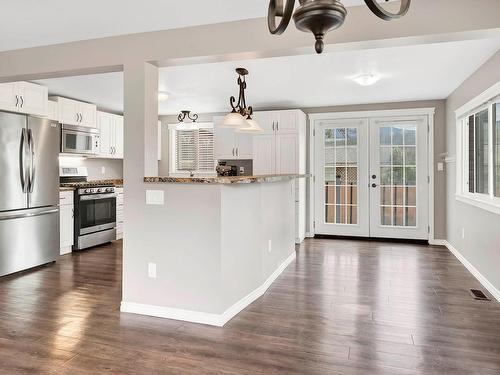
[305,232,314,238]
[120,251,297,327]
[444,240,500,302]
[429,239,447,246]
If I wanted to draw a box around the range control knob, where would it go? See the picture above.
[106,188,113,193]
[84,189,90,194]
[97,188,102,193]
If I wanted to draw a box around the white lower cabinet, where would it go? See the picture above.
[116,187,124,240]
[59,191,74,255]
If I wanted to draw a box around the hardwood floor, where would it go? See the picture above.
[1,239,500,374]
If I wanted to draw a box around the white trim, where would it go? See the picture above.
[455,80,500,119]
[455,194,500,215]
[444,240,500,302]
[429,239,447,246]
[120,251,296,327]
[308,107,436,241]
[308,108,436,122]
[305,231,314,238]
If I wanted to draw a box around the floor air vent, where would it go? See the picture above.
[470,289,491,301]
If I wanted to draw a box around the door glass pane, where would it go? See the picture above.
[324,127,358,225]
[475,109,489,194]
[494,104,500,197]
[379,125,417,227]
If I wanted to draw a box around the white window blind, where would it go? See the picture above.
[175,128,214,172]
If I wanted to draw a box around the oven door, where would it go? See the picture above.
[78,194,117,235]
[61,126,99,155]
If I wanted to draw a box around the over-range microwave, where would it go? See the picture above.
[61,124,99,155]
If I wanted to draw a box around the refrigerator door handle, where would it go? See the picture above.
[28,128,36,193]
[0,207,59,221]
[19,128,29,193]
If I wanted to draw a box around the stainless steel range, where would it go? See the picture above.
[60,167,117,250]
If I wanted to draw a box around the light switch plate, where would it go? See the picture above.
[101,166,106,175]
[146,190,164,205]
[148,262,157,278]
[437,162,444,171]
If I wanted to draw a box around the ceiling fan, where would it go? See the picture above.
[268,0,411,53]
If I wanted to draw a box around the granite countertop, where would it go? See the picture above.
[60,179,124,189]
[144,174,308,184]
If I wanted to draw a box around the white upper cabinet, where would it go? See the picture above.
[275,110,299,134]
[0,82,48,116]
[114,115,124,159]
[158,121,162,161]
[252,135,276,175]
[97,111,122,159]
[51,96,97,127]
[46,100,58,121]
[214,116,253,160]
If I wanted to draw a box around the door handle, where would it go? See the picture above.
[15,95,19,107]
[28,129,36,193]
[20,96,24,108]
[272,122,275,132]
[232,147,235,156]
[19,128,28,193]
[236,147,238,157]
[276,122,279,132]
[371,183,378,188]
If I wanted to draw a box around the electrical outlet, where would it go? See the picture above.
[148,262,157,278]
[462,228,465,239]
[101,166,106,175]
[437,162,444,172]
[268,240,272,253]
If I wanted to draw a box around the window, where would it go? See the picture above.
[457,85,500,214]
[170,123,215,174]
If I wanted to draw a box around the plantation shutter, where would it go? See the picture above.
[176,130,197,170]
[198,128,214,171]
[175,128,214,171]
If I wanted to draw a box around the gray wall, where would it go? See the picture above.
[445,51,500,292]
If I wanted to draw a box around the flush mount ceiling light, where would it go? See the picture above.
[268,0,411,54]
[158,91,169,101]
[176,110,199,130]
[352,73,381,86]
[221,68,262,133]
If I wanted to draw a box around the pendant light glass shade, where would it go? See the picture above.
[236,118,263,133]
[220,111,248,128]
[176,122,198,131]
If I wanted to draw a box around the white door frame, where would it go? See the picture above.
[308,107,436,242]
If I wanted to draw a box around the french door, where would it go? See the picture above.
[314,115,429,240]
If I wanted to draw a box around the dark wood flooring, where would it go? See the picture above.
[1,238,500,374]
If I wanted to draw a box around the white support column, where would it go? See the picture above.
[122,61,158,302]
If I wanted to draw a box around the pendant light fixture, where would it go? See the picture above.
[176,110,199,130]
[220,68,262,133]
[268,0,411,54]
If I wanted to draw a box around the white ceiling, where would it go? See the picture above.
[34,39,500,115]
[0,0,372,52]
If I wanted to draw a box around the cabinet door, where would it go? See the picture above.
[17,82,48,116]
[253,111,277,135]
[214,116,236,159]
[275,110,298,134]
[0,83,18,112]
[235,132,253,159]
[276,134,298,174]
[78,102,97,128]
[46,101,58,121]
[60,204,74,254]
[158,121,162,161]
[57,97,80,126]
[252,135,276,175]
[114,115,124,159]
[97,111,113,157]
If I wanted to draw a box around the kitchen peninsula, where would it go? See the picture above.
[120,174,305,326]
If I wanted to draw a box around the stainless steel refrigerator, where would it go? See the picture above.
[0,112,60,277]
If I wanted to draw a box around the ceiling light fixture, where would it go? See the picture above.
[268,0,411,54]
[158,91,169,101]
[352,73,381,86]
[220,68,261,133]
[176,110,199,130]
